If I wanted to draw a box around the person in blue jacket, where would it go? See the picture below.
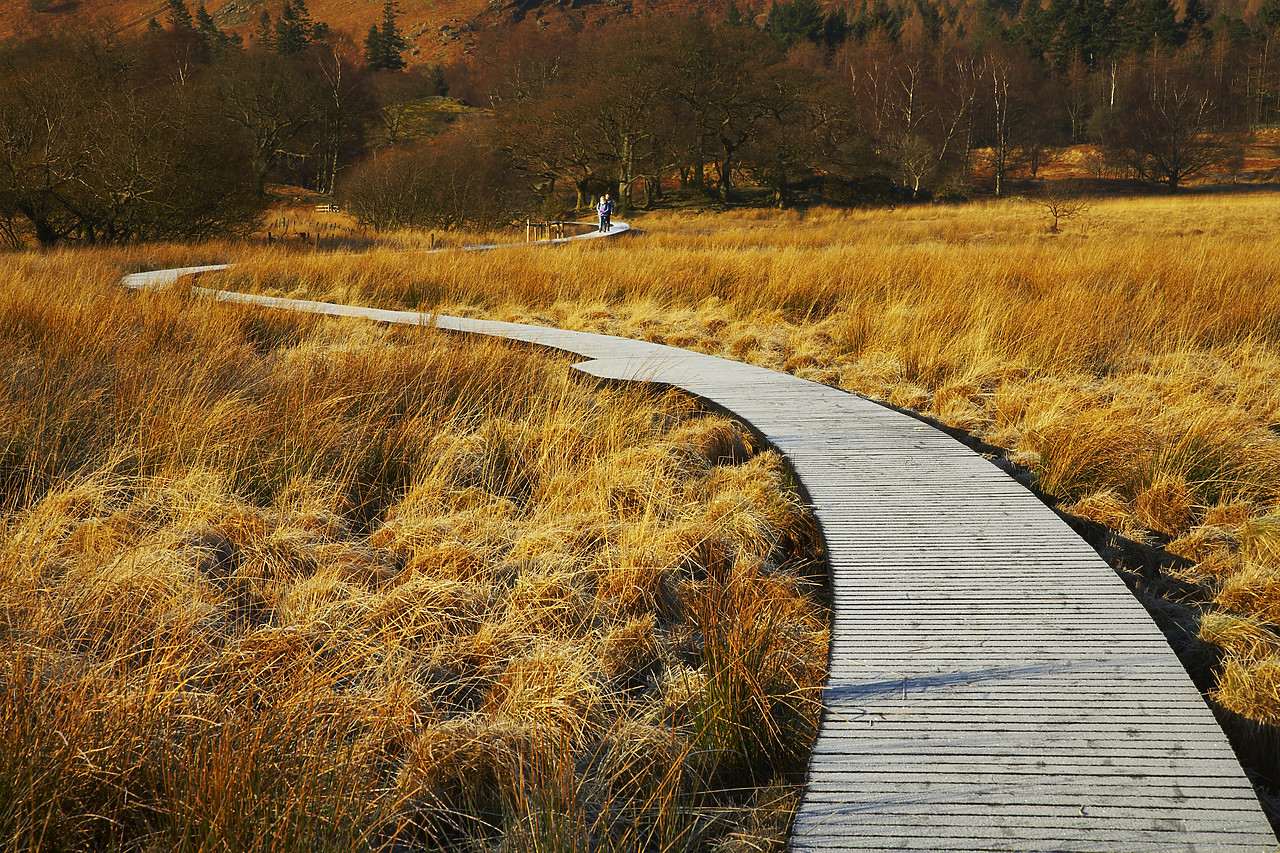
[596,193,614,232]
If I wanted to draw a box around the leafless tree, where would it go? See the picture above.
[850,43,978,198]
[213,49,320,195]
[1103,57,1234,189]
[0,34,263,245]
[339,128,514,230]
[1033,183,1090,232]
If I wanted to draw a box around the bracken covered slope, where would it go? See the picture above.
[0,0,748,64]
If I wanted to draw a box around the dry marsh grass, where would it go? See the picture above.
[217,190,1280,779]
[0,254,827,851]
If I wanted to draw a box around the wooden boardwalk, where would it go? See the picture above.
[123,262,1278,851]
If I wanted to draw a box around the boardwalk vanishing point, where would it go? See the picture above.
[125,234,1279,852]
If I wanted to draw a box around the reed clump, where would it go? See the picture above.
[219,191,1280,758]
[0,253,827,851]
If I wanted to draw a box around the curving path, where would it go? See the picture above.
[123,233,1277,851]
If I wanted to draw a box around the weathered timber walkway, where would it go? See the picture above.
[124,252,1277,851]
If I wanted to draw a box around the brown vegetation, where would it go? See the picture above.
[0,251,828,851]
[215,189,1280,785]
[11,0,1280,248]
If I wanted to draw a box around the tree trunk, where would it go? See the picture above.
[716,146,735,200]
[18,201,59,246]
[619,134,633,211]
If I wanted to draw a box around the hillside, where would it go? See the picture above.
[2,0,751,64]
[8,0,1271,65]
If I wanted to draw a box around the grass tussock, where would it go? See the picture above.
[0,253,827,852]
[216,191,1280,781]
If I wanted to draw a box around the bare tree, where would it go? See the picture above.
[0,34,263,245]
[1033,183,1090,232]
[741,61,834,206]
[339,128,514,231]
[309,40,376,196]
[213,49,320,194]
[570,25,671,210]
[371,67,441,145]
[1103,57,1232,189]
[850,43,978,198]
[0,39,94,244]
[665,18,781,200]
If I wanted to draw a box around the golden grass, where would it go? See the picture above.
[212,190,1280,752]
[260,202,599,254]
[13,188,1280,836]
[0,253,827,851]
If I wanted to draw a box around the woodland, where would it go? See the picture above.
[1,0,1279,245]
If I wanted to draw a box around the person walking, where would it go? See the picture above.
[596,193,614,232]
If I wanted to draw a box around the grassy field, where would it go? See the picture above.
[0,253,828,851]
[9,188,1280,842]
[210,189,1280,795]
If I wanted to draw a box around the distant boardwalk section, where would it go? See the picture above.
[123,250,1277,852]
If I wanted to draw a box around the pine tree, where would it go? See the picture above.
[255,9,275,49]
[429,63,448,95]
[195,4,242,51]
[859,0,904,43]
[364,23,384,69]
[765,0,827,47]
[274,0,325,54]
[1079,0,1116,65]
[166,0,194,31]
[916,0,944,42]
[376,0,408,70]
[1180,0,1210,42]
[1263,0,1280,32]
[275,0,309,54]
[147,16,163,33]
[1134,0,1178,51]
[195,4,217,37]
[824,7,850,46]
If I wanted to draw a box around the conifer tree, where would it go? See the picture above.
[429,63,448,95]
[275,0,311,54]
[364,24,384,68]
[195,4,242,51]
[255,9,275,49]
[166,0,194,31]
[273,0,327,54]
[1180,0,1209,42]
[1134,0,1179,51]
[765,0,827,47]
[195,4,217,38]
[851,0,905,43]
[367,0,408,70]
[725,1,750,27]
[920,0,945,42]
[1263,0,1280,32]
[823,7,850,47]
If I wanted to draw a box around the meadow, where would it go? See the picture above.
[214,189,1280,797]
[8,187,1280,844]
[0,253,828,850]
